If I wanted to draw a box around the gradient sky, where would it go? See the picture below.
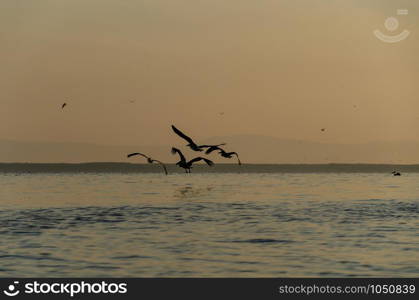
[1,0,419,149]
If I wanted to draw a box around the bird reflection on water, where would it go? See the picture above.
[174,185,214,200]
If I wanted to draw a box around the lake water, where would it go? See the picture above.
[0,169,418,277]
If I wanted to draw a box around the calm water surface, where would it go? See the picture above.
[0,172,418,277]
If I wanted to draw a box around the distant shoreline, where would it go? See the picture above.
[0,163,418,173]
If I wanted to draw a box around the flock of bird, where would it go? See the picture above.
[62,102,239,175]
[127,125,241,175]
[61,102,402,176]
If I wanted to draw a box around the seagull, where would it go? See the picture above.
[171,147,214,173]
[61,103,67,109]
[391,171,401,176]
[127,152,168,175]
[205,146,241,165]
[171,125,225,152]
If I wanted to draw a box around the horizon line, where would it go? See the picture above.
[1,162,419,166]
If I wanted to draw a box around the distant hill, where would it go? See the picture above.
[202,135,419,164]
[1,163,419,174]
[1,137,419,164]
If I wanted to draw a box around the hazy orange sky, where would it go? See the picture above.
[1,0,418,148]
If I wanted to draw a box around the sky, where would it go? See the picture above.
[1,0,419,156]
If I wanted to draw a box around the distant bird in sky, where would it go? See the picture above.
[205,146,241,165]
[219,112,224,116]
[392,171,401,176]
[61,103,67,109]
[129,100,136,103]
[171,147,214,173]
[321,128,326,132]
[171,125,225,152]
[127,152,168,175]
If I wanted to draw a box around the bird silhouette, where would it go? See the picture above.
[171,125,225,152]
[321,128,326,132]
[171,147,214,173]
[391,171,401,176]
[205,146,241,165]
[61,103,67,109]
[127,152,168,175]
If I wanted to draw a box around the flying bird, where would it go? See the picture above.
[61,103,67,109]
[205,146,241,165]
[171,147,214,173]
[127,152,168,175]
[321,128,326,132]
[391,171,401,176]
[171,125,225,152]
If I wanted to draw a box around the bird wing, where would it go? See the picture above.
[218,148,228,155]
[127,152,149,159]
[188,157,214,166]
[151,159,168,175]
[171,147,186,162]
[171,125,196,145]
[229,152,242,165]
[205,146,222,154]
[200,143,226,148]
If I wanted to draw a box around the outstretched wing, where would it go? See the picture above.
[205,146,222,154]
[171,125,196,145]
[200,143,226,149]
[151,159,168,175]
[188,157,214,166]
[171,147,186,162]
[204,143,226,147]
[127,152,149,159]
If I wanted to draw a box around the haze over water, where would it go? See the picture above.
[1,168,418,277]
